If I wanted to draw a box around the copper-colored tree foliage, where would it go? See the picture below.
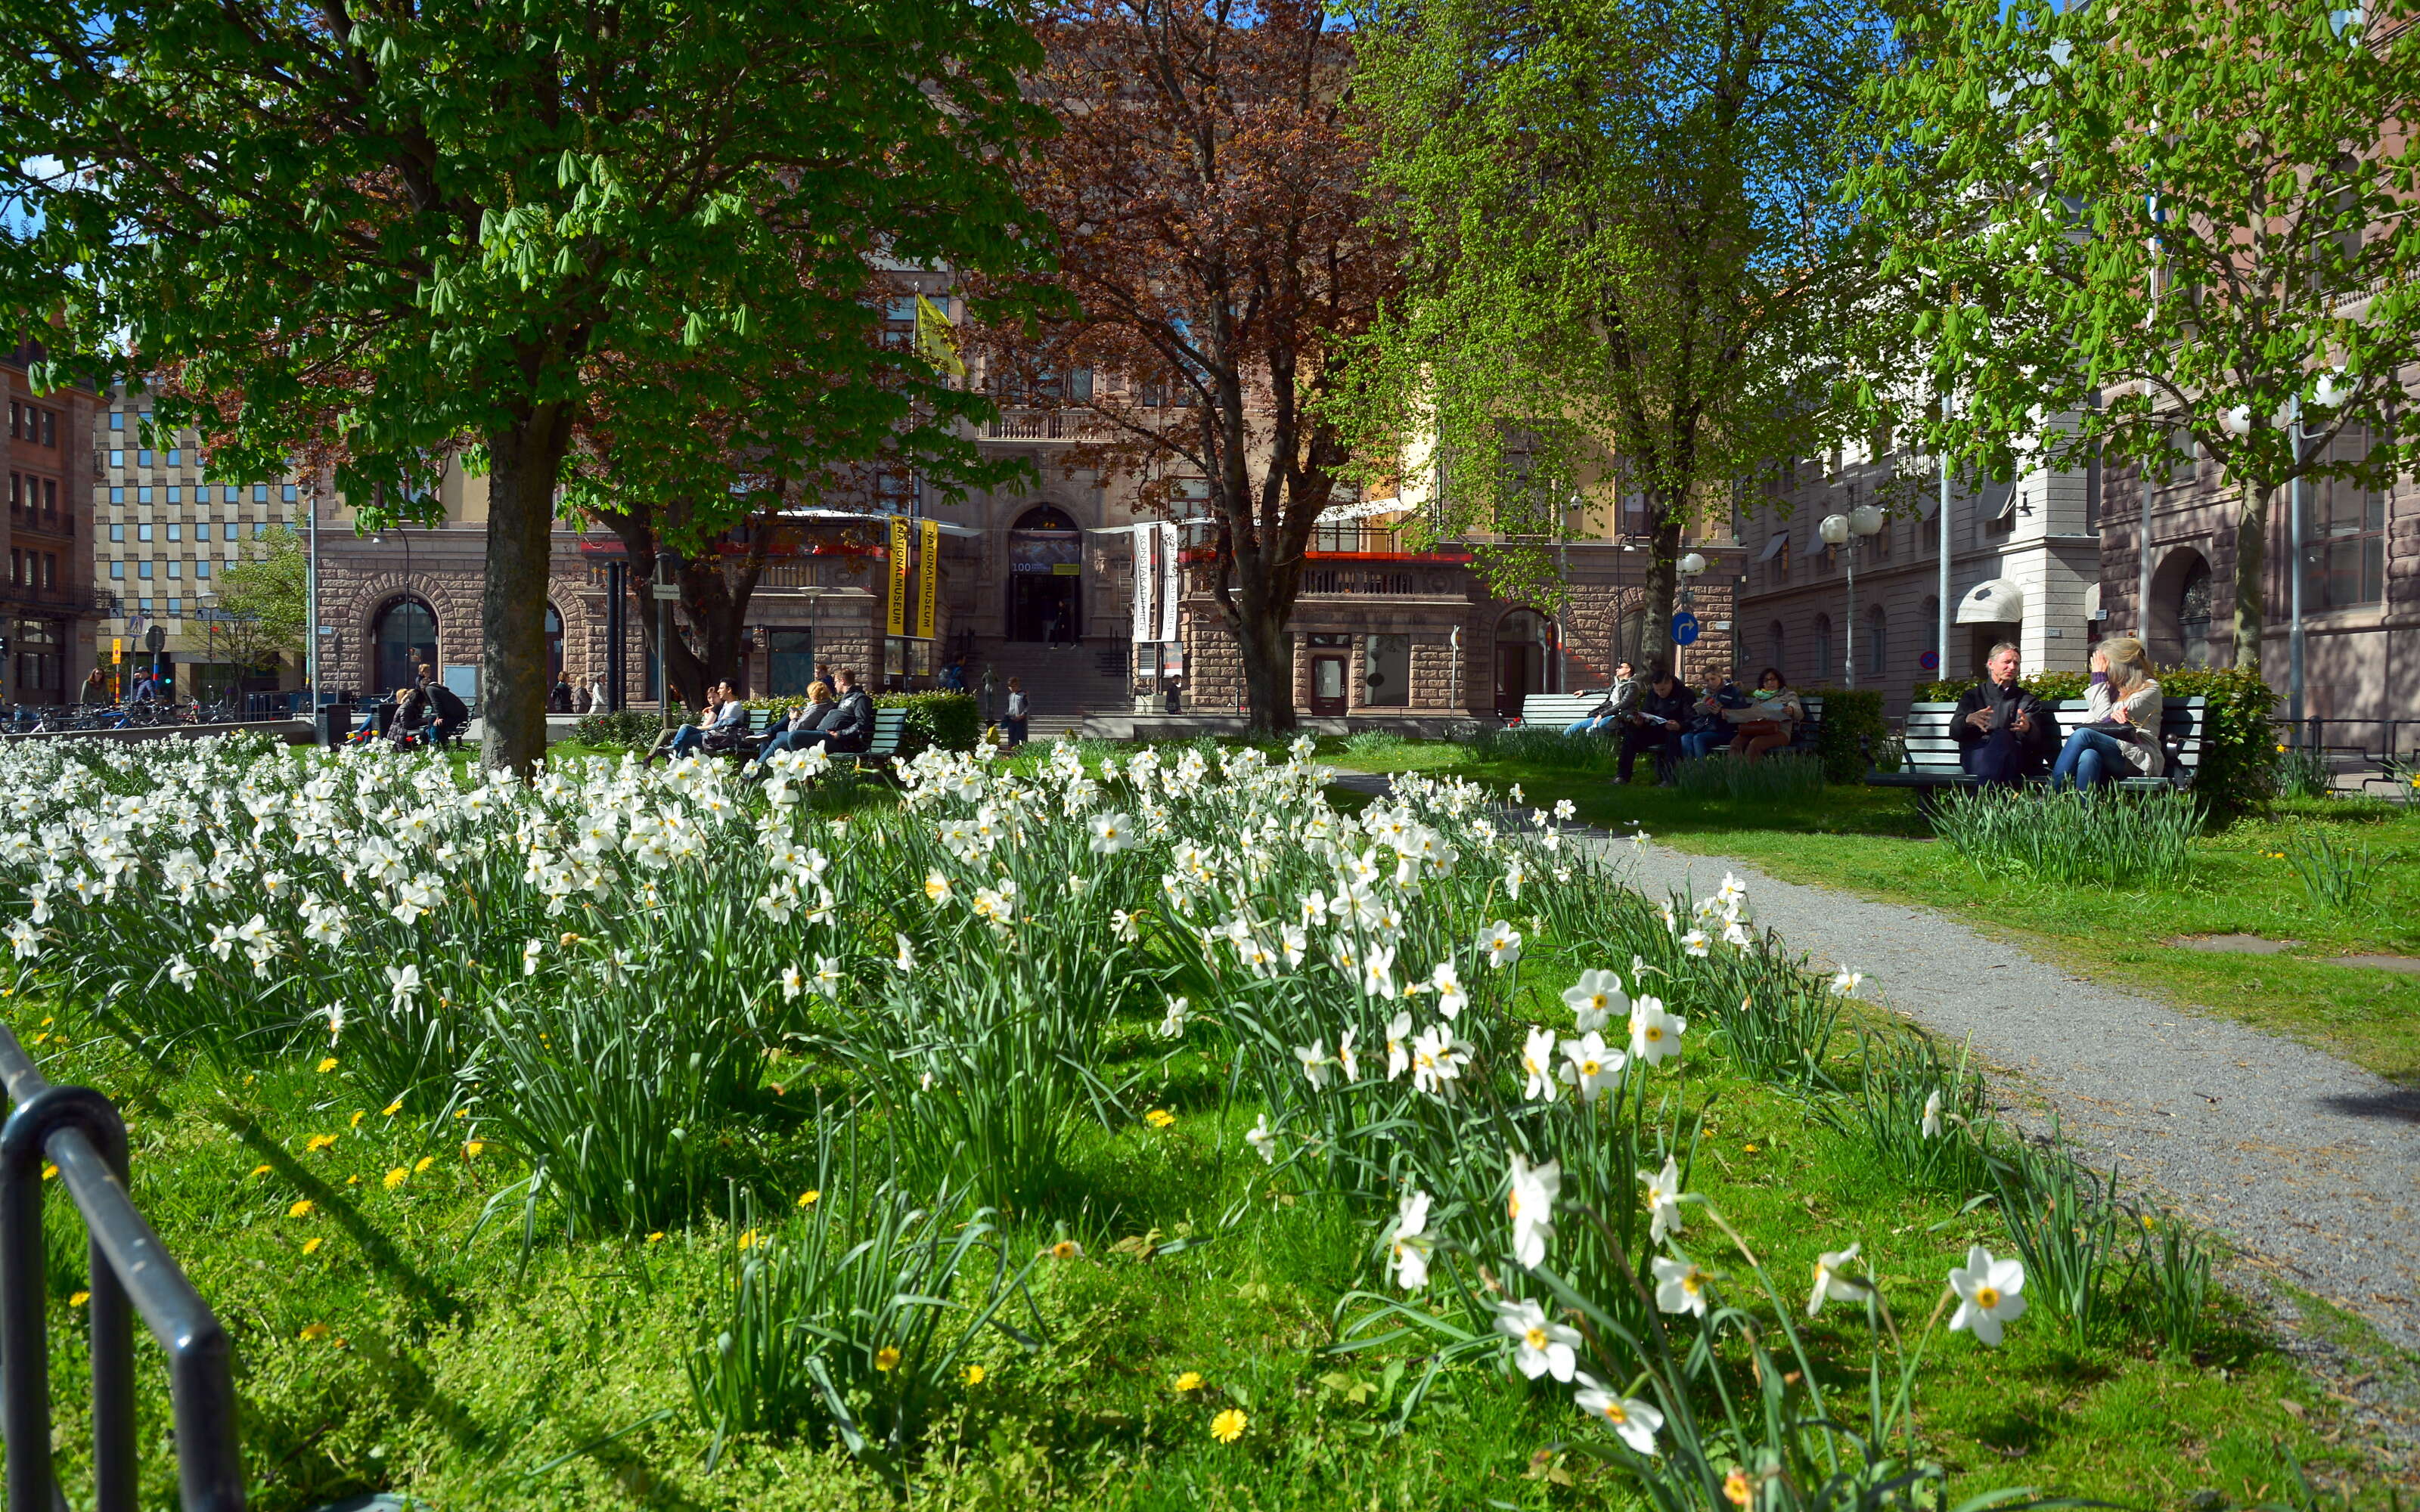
[969,1,1401,733]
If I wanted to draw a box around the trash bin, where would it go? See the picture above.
[320,703,356,748]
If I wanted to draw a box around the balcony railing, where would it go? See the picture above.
[984,411,1097,442]
[1301,568,1421,596]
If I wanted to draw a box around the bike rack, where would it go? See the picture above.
[0,1024,244,1511]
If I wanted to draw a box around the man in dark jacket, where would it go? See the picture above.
[1954,642,2059,784]
[1620,666,1695,785]
[425,679,470,746]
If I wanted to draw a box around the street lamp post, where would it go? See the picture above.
[1676,550,1708,679]
[653,550,683,725]
[1820,506,1885,689]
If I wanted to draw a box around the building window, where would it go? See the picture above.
[167,522,181,541]
[1863,605,1887,676]
[138,522,152,542]
[138,598,151,613]
[109,561,123,580]
[109,524,123,543]
[195,559,209,579]
[166,488,180,506]
[166,599,180,615]
[196,522,210,541]
[109,411,123,432]
[2307,429,2384,609]
[1364,634,1410,708]
[254,522,268,538]
[281,485,297,503]
[167,561,181,580]
[138,561,153,580]
[166,448,181,467]
[137,449,153,468]
[109,449,123,469]
[1813,614,1835,680]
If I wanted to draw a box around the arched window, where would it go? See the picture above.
[372,596,437,698]
[1812,613,1834,681]
[1863,604,1887,676]
[1493,608,1557,717]
[2178,558,2213,668]
[545,603,565,683]
[1767,621,1786,680]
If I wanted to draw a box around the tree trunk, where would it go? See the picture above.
[481,404,575,774]
[1640,513,1684,680]
[1232,588,1298,736]
[2230,483,2268,673]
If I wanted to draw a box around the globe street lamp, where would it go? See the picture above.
[1820,505,1885,689]
[1676,550,1708,678]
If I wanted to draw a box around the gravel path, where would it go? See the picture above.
[1331,772,2420,1354]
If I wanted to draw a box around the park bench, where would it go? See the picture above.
[1865,695,2206,810]
[1515,689,1823,761]
[720,707,908,779]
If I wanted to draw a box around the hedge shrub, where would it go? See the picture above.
[569,708,664,752]
[1913,664,2276,820]
[740,691,979,761]
[1804,688,1885,782]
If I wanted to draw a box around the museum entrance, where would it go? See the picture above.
[1007,504,1082,643]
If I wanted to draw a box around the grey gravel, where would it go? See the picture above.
[1330,772,2420,1352]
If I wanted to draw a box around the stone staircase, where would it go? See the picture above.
[976,640,1130,744]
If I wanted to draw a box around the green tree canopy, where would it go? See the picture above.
[1342,0,1900,674]
[0,0,1052,768]
[1842,0,2420,670]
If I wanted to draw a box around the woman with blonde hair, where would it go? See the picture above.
[2049,635,2164,790]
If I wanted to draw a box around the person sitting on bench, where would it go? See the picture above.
[652,681,744,763]
[1562,662,1639,736]
[1683,668,1749,761]
[1620,665,1693,785]
[743,680,838,778]
[793,668,874,756]
[2049,637,2164,790]
[1953,642,2059,785]
[1725,668,1802,762]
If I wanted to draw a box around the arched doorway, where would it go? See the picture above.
[545,603,565,683]
[2148,549,2214,668]
[1494,608,1556,718]
[371,596,437,697]
[1007,504,1082,643]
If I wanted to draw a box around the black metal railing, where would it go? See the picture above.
[0,1022,244,1510]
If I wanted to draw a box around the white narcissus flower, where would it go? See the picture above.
[1948,1244,2028,1346]
[1560,969,1626,1033]
[1506,1153,1559,1269]
[1807,1242,1872,1316]
[1558,1032,1624,1105]
[1657,902,1677,934]
[812,955,842,999]
[1087,811,1134,854]
[1681,929,1710,958]
[1921,1089,1944,1139]
[522,937,543,977]
[1245,1114,1278,1163]
[1481,920,1522,970]
[1717,871,1748,908]
[1295,1040,1331,1089]
[166,953,197,990]
[1520,1026,1560,1103]
[1388,1188,1434,1290]
[1832,969,1864,996]
[1336,1027,1360,1083]
[923,870,953,906]
[1159,996,1190,1039]
[1628,997,1686,1065]
[1553,798,1576,821]
[1640,1156,1683,1242]
[893,934,916,972]
[1112,909,1139,943]
[324,1002,345,1046]
[781,965,804,1002]
[1432,959,1466,1018]
[1360,944,1397,1001]
[386,962,420,1010]
[1651,1255,1711,1317]
[1494,1297,1581,1382]
[1572,1373,1663,1455]
[1385,1012,1413,1081]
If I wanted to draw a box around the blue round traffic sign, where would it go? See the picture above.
[1671,612,1700,646]
[1919,650,1939,671]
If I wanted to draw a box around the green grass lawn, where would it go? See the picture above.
[1320,737,2420,1086]
[13,957,2383,1511]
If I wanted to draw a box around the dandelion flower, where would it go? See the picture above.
[287,1200,315,1219]
[797,1190,821,1207]
[381,1099,403,1117]
[1174,1371,1205,1392]
[1145,1108,1176,1129]
[299,1322,330,1342]
[68,1290,89,1307]
[646,1232,666,1244]
[737,1229,762,1251]
[306,1134,338,1154]
[302,1238,324,1256]
[962,1364,986,1387]
[874,1346,901,1372]
[250,1163,272,1178]
[414,1155,436,1174]
[463,1141,485,1159]
[383,1167,408,1189]
[1725,1470,1753,1507]
[316,1057,340,1074]
[349,1111,367,1129]
[1211,1408,1248,1443]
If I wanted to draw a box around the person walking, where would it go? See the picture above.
[79,667,109,705]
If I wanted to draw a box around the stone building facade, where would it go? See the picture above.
[5,345,104,704]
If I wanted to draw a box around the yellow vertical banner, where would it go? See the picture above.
[915,520,939,639]
[886,516,910,636]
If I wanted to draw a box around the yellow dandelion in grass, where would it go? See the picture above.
[414,1156,436,1174]
[961,1364,986,1387]
[250,1164,272,1178]
[302,1237,324,1255]
[306,1134,338,1154]
[40,1163,57,1182]
[316,1057,339,1074]
[298,1322,330,1342]
[646,1232,666,1244]
[737,1229,762,1251]
[383,1167,408,1190]
[874,1346,901,1373]
[454,1109,468,1120]
[1724,1468,1753,1507]
[381,1099,403,1117]
[349,1111,367,1130]
[1144,1109,1176,1129]
[1742,1142,1761,1154]
[287,1200,315,1219]
[1211,1409,1248,1443]
[346,1175,360,1186]
[463,1141,485,1160]
[68,1290,88,1308]
[1173,1371,1204,1393]
[797,1190,821,1208]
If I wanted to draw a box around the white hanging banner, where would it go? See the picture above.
[1156,521,1181,643]
[1132,522,1156,646]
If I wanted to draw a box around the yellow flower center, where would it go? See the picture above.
[1645,1026,1664,1043]
[1601,1400,1628,1424]
[1973,1285,2000,1309]
[1524,1327,1548,1349]
[1581,1058,1600,1077]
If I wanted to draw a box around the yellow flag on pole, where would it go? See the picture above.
[914,295,966,380]
[887,516,911,637]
